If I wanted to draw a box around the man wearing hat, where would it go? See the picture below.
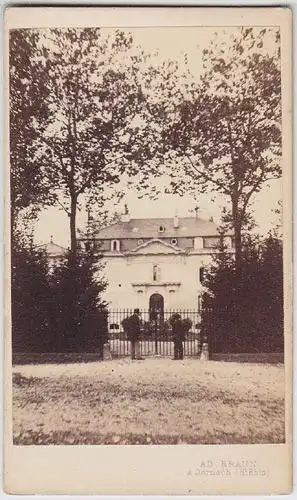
[170,313,185,360]
[128,309,144,360]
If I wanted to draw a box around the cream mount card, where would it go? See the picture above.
[4,6,292,495]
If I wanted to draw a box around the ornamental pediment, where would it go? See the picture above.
[127,238,183,255]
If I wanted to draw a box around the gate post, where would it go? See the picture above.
[200,342,209,361]
[103,342,112,360]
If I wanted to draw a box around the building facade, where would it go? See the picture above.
[82,212,234,314]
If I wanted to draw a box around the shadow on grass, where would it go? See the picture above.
[12,353,104,365]
[13,351,284,365]
[13,429,285,446]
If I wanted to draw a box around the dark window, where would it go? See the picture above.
[153,264,160,281]
[111,240,120,251]
[171,238,177,245]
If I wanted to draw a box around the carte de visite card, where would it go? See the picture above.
[4,5,292,496]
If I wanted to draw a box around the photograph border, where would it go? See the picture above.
[3,5,293,495]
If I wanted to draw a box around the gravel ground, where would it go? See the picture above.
[12,358,285,445]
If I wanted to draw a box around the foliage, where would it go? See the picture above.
[158,320,171,338]
[10,28,161,252]
[49,248,108,353]
[182,318,193,334]
[9,29,55,226]
[11,229,108,353]
[157,28,281,270]
[121,315,193,340]
[141,321,155,338]
[11,236,52,353]
[201,233,283,353]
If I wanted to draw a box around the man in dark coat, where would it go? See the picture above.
[128,309,143,360]
[171,313,185,360]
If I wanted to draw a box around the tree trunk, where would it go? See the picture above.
[231,195,243,351]
[70,195,77,255]
[231,195,242,277]
[234,221,242,276]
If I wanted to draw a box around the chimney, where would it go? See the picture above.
[173,215,179,229]
[120,204,130,223]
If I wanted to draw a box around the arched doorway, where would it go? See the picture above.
[149,293,164,322]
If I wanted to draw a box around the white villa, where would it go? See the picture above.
[79,209,234,313]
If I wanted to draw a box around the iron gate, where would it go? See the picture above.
[107,309,202,358]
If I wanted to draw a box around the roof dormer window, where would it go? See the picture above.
[159,225,165,233]
[111,240,120,252]
[203,237,220,248]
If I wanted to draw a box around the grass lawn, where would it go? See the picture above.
[12,358,285,445]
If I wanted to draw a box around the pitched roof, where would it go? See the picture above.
[93,217,225,239]
[37,241,67,256]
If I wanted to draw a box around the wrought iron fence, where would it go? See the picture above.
[107,309,202,358]
[106,304,283,357]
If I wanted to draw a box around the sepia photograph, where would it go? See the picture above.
[4,6,292,495]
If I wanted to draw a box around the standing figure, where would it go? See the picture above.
[170,313,185,360]
[128,309,143,360]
